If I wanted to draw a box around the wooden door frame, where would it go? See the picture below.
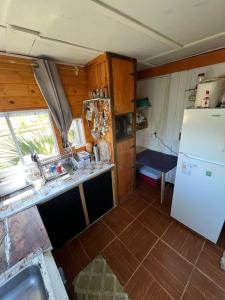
[107,52,137,202]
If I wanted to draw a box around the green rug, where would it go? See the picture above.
[73,255,129,300]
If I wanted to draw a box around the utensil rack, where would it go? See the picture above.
[83,98,111,139]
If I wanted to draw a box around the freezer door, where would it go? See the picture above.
[171,154,225,243]
[179,109,225,164]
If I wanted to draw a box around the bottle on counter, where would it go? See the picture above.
[93,144,100,162]
[56,163,63,174]
[104,87,108,98]
[99,88,104,98]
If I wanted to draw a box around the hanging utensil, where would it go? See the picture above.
[91,114,100,140]
[85,103,92,127]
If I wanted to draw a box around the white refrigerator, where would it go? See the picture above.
[171,109,225,243]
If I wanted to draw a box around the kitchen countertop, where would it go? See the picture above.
[0,249,68,299]
[0,206,68,298]
[0,162,114,219]
[0,206,51,274]
[0,162,114,298]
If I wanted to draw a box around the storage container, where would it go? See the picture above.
[195,77,225,108]
[137,166,161,187]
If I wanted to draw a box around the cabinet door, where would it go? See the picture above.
[83,171,113,223]
[117,138,135,201]
[117,138,135,168]
[112,58,135,114]
[117,165,134,201]
[37,187,86,250]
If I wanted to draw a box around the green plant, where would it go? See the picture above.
[0,129,55,170]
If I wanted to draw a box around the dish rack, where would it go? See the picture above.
[37,153,76,182]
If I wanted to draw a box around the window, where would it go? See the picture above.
[0,109,58,174]
[68,118,86,148]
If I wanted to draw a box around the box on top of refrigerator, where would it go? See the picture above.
[195,77,225,108]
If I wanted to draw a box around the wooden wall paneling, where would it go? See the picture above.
[0,59,47,112]
[137,47,225,80]
[57,64,88,119]
[0,84,43,97]
[0,55,89,154]
[0,97,46,111]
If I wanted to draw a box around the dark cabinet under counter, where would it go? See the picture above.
[37,186,86,250]
[83,170,114,223]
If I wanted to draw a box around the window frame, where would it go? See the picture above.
[0,109,59,177]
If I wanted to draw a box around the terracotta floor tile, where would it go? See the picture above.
[125,265,171,300]
[134,183,160,203]
[196,242,225,290]
[138,206,172,237]
[183,268,225,300]
[121,193,149,217]
[142,280,172,300]
[151,185,173,216]
[102,238,139,286]
[78,220,115,259]
[54,238,90,281]
[119,220,158,261]
[143,241,193,299]
[125,266,154,299]
[54,185,225,299]
[102,206,134,235]
[162,221,205,264]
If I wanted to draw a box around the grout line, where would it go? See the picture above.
[149,199,172,217]
[180,239,206,300]
[142,264,175,300]
[101,235,143,287]
[59,186,225,299]
[195,266,225,292]
[194,239,206,266]
[180,267,195,300]
[100,236,117,253]
[102,211,136,237]
[102,201,152,239]
[120,201,151,220]
[78,239,91,261]
[123,236,160,289]
[160,239,195,266]
[123,264,142,290]
[160,220,174,239]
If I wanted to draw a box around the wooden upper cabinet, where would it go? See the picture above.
[86,54,109,92]
[111,57,135,114]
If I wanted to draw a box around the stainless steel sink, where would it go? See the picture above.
[0,265,48,300]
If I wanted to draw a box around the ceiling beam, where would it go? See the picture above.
[138,47,225,80]
[39,36,102,54]
[90,0,182,49]
[143,31,225,63]
[6,24,103,55]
